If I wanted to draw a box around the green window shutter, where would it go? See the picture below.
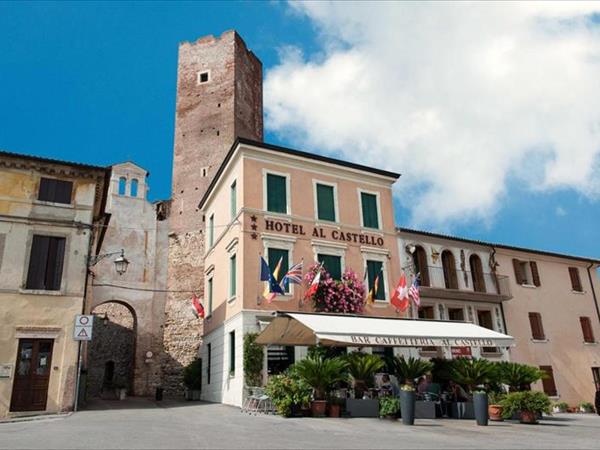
[229,331,236,375]
[268,248,289,292]
[230,180,237,220]
[318,254,342,280]
[230,254,237,297]
[208,214,214,247]
[361,192,379,229]
[266,174,287,213]
[316,183,336,221]
[207,278,213,316]
[367,260,385,300]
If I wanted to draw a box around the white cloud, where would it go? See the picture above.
[264,2,600,228]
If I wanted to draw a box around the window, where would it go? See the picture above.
[528,312,545,340]
[229,254,237,298]
[442,250,458,289]
[360,192,379,229]
[448,308,465,321]
[207,343,212,385]
[580,317,595,343]
[412,246,430,287]
[25,235,66,291]
[118,177,126,196]
[208,214,214,248]
[315,183,336,222]
[569,267,583,292]
[469,254,486,293]
[130,179,138,197]
[366,260,385,301]
[229,331,236,375]
[592,367,600,391]
[418,307,437,352]
[268,248,289,292]
[197,71,209,84]
[371,347,394,372]
[267,346,295,375]
[230,180,237,220]
[207,277,213,317]
[477,310,498,353]
[317,254,342,281]
[513,259,541,286]
[38,178,73,204]
[539,365,557,396]
[266,173,287,214]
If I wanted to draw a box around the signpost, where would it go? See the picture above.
[73,315,94,412]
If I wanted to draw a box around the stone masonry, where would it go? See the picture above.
[162,30,263,396]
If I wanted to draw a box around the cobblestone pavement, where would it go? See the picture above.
[1,398,599,449]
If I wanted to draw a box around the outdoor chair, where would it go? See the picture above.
[241,387,273,415]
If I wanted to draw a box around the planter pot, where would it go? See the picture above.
[301,407,312,417]
[311,400,327,417]
[519,410,538,424]
[346,398,380,418]
[400,390,416,425]
[488,404,504,421]
[381,414,397,420]
[473,392,489,426]
[328,403,341,418]
[415,401,437,419]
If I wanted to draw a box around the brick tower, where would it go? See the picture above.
[162,30,263,395]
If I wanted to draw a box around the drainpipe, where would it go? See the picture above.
[586,262,600,325]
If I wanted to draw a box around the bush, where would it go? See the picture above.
[265,368,312,417]
[243,333,264,387]
[379,396,400,417]
[294,355,348,400]
[488,391,506,405]
[579,402,595,413]
[495,361,546,392]
[553,401,569,412]
[449,358,496,393]
[345,352,385,399]
[500,391,552,418]
[304,264,366,314]
[390,356,433,388]
[183,358,202,390]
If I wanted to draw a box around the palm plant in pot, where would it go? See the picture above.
[500,391,552,424]
[488,391,506,421]
[345,352,385,399]
[391,356,433,425]
[449,358,496,425]
[295,355,348,417]
[495,361,546,392]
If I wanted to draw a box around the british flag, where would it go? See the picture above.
[409,275,421,308]
[283,260,303,286]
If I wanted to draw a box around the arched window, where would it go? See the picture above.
[442,250,458,289]
[470,254,486,293]
[118,177,126,196]
[412,245,430,287]
[130,179,139,197]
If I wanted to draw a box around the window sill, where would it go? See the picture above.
[371,301,389,308]
[227,296,236,304]
[520,284,537,289]
[19,289,64,296]
[33,200,74,209]
[571,290,585,295]
[264,212,291,221]
[531,338,548,343]
[583,341,597,346]
[316,221,340,229]
[361,227,383,235]
[481,351,503,357]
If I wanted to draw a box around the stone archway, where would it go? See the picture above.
[88,301,137,398]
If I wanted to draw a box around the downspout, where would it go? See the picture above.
[586,262,600,325]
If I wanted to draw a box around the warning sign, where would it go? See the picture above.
[74,315,94,341]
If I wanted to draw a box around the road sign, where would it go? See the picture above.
[74,315,94,341]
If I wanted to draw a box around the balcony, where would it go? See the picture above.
[418,266,512,303]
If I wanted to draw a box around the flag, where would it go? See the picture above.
[391,272,410,312]
[305,263,323,299]
[409,275,421,308]
[366,272,380,305]
[283,260,303,286]
[260,256,271,281]
[262,256,285,303]
[191,293,205,319]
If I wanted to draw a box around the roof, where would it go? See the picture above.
[198,137,401,209]
[399,227,600,265]
[0,149,108,172]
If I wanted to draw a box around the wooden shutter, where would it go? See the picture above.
[512,259,524,284]
[366,260,385,300]
[530,261,541,287]
[26,236,50,289]
[361,193,379,229]
[38,178,72,204]
[528,312,545,340]
[266,174,287,213]
[539,366,557,396]
[415,247,430,287]
[580,317,595,343]
[318,254,341,281]
[316,184,335,221]
[46,237,65,291]
[569,267,582,292]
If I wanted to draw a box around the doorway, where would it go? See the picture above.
[10,339,54,412]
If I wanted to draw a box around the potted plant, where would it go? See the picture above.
[500,391,552,424]
[295,355,348,417]
[379,395,400,420]
[579,402,595,413]
[327,395,345,418]
[304,264,366,314]
[265,368,312,417]
[449,358,496,425]
[495,361,546,392]
[345,352,384,399]
[183,358,203,400]
[243,333,264,387]
[391,356,433,425]
[488,391,506,421]
[552,401,569,413]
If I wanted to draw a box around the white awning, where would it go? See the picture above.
[255,312,515,348]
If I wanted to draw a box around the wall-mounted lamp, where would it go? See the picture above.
[406,244,416,254]
[88,249,130,276]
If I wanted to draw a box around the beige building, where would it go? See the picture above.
[0,151,109,418]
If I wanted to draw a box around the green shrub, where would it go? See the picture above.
[500,391,552,418]
[579,402,595,413]
[183,358,202,390]
[379,396,400,417]
[345,352,385,399]
[390,356,433,387]
[553,401,569,412]
[243,333,264,387]
[495,361,546,392]
[488,391,506,405]
[265,368,312,417]
[294,355,348,400]
[449,358,496,393]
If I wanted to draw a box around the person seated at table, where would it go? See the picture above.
[424,374,441,398]
[417,376,430,394]
[380,373,400,397]
[448,380,470,402]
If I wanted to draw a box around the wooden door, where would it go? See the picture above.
[10,339,54,412]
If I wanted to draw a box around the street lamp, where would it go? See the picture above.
[88,248,130,276]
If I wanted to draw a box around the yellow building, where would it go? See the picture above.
[0,151,109,418]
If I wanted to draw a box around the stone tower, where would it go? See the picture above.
[162,30,263,395]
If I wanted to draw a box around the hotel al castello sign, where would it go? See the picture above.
[259,217,385,247]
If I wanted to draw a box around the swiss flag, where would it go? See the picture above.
[191,293,205,319]
[391,272,410,312]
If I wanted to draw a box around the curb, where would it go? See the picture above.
[0,412,72,424]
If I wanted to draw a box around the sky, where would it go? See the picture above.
[1,1,599,260]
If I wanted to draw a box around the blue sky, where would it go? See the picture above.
[1,1,598,260]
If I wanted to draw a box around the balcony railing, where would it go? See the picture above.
[417,266,512,302]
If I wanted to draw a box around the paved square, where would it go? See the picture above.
[1,399,598,449]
